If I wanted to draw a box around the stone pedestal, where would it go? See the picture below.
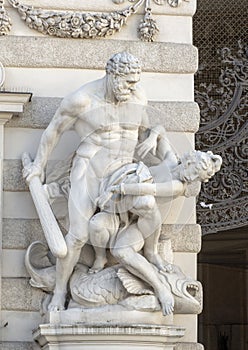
[34,324,185,350]
[33,310,185,349]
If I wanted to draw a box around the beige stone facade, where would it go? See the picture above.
[0,1,202,348]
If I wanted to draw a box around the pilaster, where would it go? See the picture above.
[0,92,31,328]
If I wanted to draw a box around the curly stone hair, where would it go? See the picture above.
[179,150,222,182]
[105,52,141,76]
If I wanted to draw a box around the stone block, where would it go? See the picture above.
[3,159,28,192]
[160,224,201,253]
[0,342,34,350]
[2,219,45,249]
[0,37,198,73]
[5,98,200,132]
[6,97,61,129]
[2,249,28,278]
[0,311,42,342]
[1,278,45,311]
[148,101,200,133]
[2,219,201,253]
[175,344,204,350]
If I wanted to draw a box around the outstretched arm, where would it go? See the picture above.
[112,180,185,198]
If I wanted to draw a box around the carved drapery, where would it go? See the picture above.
[1,0,189,38]
[195,41,248,234]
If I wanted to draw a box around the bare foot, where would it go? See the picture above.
[48,292,66,311]
[88,256,107,274]
[146,253,174,273]
[157,287,174,316]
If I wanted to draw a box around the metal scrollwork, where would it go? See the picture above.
[196,41,248,234]
[0,0,12,35]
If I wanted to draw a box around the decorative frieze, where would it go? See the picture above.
[4,0,191,39]
[0,0,11,35]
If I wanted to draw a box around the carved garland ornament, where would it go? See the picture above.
[195,41,248,234]
[1,0,189,39]
[0,0,12,35]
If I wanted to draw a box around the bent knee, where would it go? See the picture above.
[66,232,86,249]
[111,247,134,262]
[133,195,156,212]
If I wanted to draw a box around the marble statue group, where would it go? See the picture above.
[23,52,222,316]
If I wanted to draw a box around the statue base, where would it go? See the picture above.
[34,324,185,350]
[33,310,185,349]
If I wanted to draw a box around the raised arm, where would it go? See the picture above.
[24,93,88,182]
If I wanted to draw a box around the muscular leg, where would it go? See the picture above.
[48,157,98,311]
[111,224,174,315]
[131,195,172,272]
[89,212,119,273]
[48,233,85,311]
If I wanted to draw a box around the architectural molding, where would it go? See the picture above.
[0,91,31,323]
[34,322,185,350]
[2,218,201,253]
[5,98,200,131]
[4,0,192,39]
[0,36,198,73]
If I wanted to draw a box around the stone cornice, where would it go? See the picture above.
[5,98,200,132]
[0,37,198,73]
[0,92,32,123]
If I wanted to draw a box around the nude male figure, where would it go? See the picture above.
[24,52,169,312]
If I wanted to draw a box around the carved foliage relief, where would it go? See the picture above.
[0,0,12,35]
[195,41,248,234]
[2,0,189,39]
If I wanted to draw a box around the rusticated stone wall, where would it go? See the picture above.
[0,1,201,348]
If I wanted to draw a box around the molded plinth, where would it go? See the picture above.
[34,323,185,350]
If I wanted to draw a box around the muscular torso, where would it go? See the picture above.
[69,78,147,178]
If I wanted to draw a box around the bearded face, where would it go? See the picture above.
[109,73,140,102]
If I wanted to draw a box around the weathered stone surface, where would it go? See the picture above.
[5,97,200,131]
[3,160,28,192]
[2,218,45,249]
[149,101,200,133]
[0,342,34,350]
[162,225,202,252]
[175,343,204,350]
[0,37,198,73]
[6,97,61,129]
[0,311,42,342]
[2,219,201,253]
[160,224,202,253]
[1,278,44,311]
